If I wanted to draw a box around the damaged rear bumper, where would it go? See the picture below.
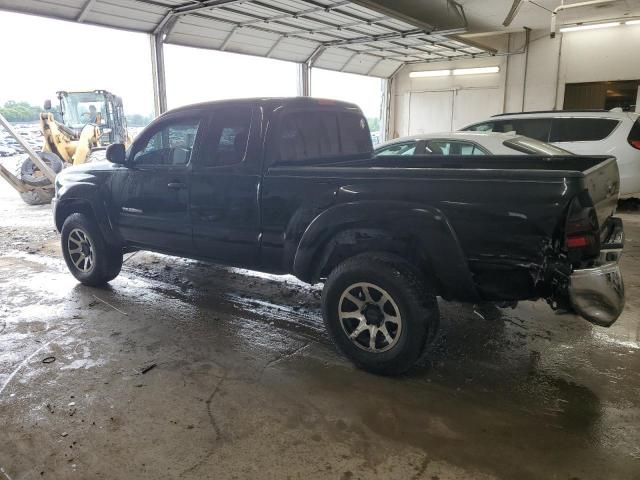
[568,218,625,327]
[569,262,624,327]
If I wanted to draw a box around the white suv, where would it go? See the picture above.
[462,110,640,197]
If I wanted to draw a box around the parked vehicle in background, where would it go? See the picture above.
[462,110,640,196]
[53,98,625,375]
[375,131,572,157]
[0,145,17,157]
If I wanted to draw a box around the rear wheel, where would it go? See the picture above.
[61,213,122,286]
[322,253,439,375]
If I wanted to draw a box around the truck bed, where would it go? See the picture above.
[285,154,620,229]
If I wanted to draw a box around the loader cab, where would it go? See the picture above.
[55,90,128,145]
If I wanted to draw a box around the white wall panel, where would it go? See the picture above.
[408,91,454,134]
[452,87,503,130]
[391,25,640,139]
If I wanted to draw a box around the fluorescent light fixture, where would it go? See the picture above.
[409,69,451,78]
[560,21,620,32]
[626,19,640,25]
[452,66,500,76]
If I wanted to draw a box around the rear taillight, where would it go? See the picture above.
[566,235,591,249]
[627,119,640,150]
[565,192,600,264]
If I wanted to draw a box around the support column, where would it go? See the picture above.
[297,62,311,96]
[150,33,168,117]
[379,77,391,143]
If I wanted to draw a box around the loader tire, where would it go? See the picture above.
[20,152,64,187]
[19,188,54,205]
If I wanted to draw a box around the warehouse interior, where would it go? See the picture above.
[1,1,640,479]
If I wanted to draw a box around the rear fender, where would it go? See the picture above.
[292,201,479,301]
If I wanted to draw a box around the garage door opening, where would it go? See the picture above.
[164,44,298,110]
[310,69,383,144]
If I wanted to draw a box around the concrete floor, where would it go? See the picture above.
[0,181,639,480]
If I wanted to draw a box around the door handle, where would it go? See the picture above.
[167,182,186,190]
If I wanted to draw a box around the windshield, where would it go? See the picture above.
[59,92,107,129]
[503,136,573,155]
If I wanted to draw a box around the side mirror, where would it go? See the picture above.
[43,99,52,110]
[106,143,126,164]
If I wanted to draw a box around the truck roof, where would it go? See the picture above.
[167,97,363,116]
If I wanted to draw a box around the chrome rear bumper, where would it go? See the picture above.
[569,262,624,327]
[568,217,625,327]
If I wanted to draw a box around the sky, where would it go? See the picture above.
[0,11,383,118]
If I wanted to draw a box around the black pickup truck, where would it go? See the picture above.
[52,97,625,375]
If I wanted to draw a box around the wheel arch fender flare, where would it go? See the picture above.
[54,185,120,246]
[292,200,479,301]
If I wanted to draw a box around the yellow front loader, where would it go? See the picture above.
[0,90,131,205]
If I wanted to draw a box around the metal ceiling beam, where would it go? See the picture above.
[143,0,491,78]
[305,45,326,67]
[340,51,360,71]
[322,29,427,47]
[366,57,384,75]
[77,0,97,22]
[219,26,237,50]
[173,0,249,15]
[153,0,248,36]
[212,0,441,54]
[265,36,285,57]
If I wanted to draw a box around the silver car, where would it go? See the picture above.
[375,131,571,157]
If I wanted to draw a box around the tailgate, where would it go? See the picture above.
[582,157,620,229]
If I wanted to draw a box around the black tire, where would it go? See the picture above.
[60,213,122,286]
[19,188,54,205]
[322,253,439,376]
[20,152,64,187]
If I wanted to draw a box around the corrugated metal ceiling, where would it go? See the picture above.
[0,0,491,77]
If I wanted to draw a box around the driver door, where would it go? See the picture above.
[114,112,203,254]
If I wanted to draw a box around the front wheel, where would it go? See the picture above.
[61,213,122,286]
[322,253,439,376]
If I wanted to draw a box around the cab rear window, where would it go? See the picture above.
[277,110,372,164]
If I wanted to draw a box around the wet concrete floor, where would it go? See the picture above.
[0,181,639,480]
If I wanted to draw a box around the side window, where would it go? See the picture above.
[133,118,200,166]
[507,119,552,141]
[427,140,486,155]
[376,142,416,156]
[549,118,619,142]
[427,141,451,155]
[340,112,373,155]
[278,111,341,164]
[471,145,486,155]
[465,122,495,132]
[206,108,252,166]
[456,142,486,155]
